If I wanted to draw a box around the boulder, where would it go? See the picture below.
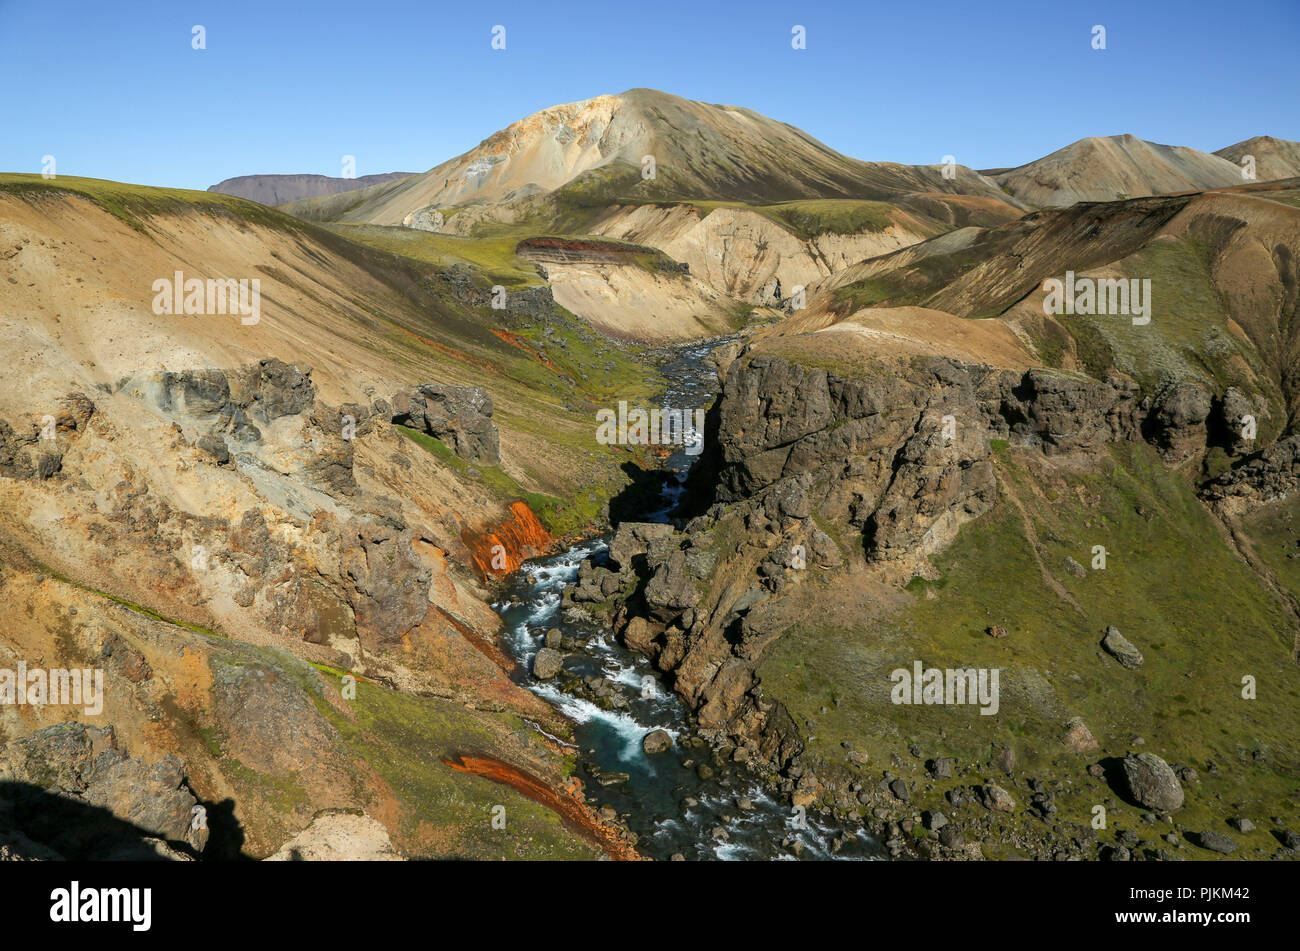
[532,648,564,680]
[980,784,1016,813]
[642,729,673,755]
[1121,753,1184,811]
[265,811,401,861]
[1062,717,1100,753]
[937,825,965,849]
[0,723,197,860]
[1193,830,1237,855]
[1102,625,1144,669]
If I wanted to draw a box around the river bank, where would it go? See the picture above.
[489,338,884,860]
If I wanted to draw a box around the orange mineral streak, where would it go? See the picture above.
[442,754,644,860]
[395,325,503,376]
[490,328,562,373]
[462,500,553,579]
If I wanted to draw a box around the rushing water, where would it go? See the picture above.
[492,340,882,860]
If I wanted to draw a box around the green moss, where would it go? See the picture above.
[394,425,602,536]
[31,560,227,639]
[750,199,895,238]
[312,671,596,859]
[328,223,545,288]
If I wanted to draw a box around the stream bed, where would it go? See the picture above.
[492,340,883,860]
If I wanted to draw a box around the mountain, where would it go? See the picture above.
[208,171,414,206]
[988,134,1257,207]
[286,88,1016,226]
[1215,135,1300,182]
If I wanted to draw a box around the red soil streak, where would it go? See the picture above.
[490,328,562,373]
[430,604,515,673]
[395,325,503,376]
[462,500,553,579]
[443,754,644,860]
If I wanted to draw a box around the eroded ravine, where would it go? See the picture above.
[491,340,884,860]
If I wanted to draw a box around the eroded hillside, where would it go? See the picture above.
[0,175,673,859]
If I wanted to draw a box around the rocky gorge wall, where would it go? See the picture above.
[574,340,1300,804]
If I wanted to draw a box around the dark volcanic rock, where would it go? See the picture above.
[253,359,315,420]
[391,384,500,465]
[0,722,197,859]
[1146,381,1212,460]
[1193,830,1237,854]
[1204,433,1300,515]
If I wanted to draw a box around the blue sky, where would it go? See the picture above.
[1,0,1296,190]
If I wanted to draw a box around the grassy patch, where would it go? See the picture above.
[758,441,1300,857]
[0,173,308,237]
[312,671,596,859]
[328,223,545,288]
[395,424,602,536]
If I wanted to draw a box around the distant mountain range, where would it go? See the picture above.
[207,171,415,206]
[246,89,1298,224]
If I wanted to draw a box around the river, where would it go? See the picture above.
[492,339,882,860]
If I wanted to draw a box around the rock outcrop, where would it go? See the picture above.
[391,384,500,465]
[0,723,197,860]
